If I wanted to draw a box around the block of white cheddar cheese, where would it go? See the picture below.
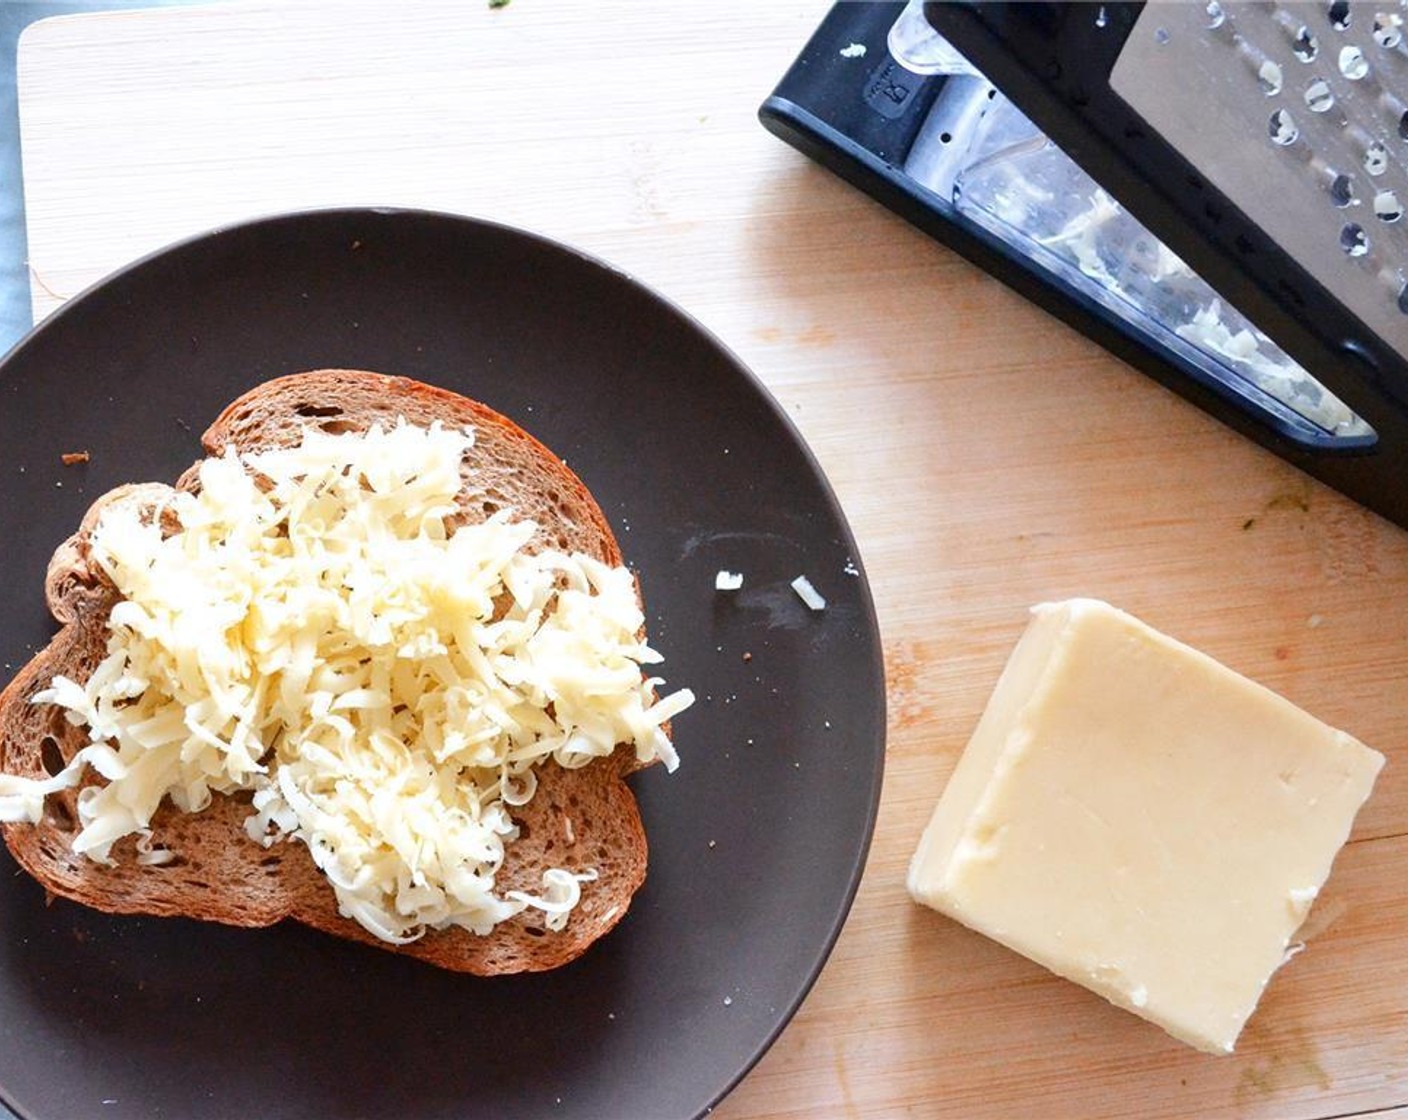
[907,598,1384,1055]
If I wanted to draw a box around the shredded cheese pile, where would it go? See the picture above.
[0,421,692,943]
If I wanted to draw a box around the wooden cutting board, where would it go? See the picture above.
[16,3,1408,1117]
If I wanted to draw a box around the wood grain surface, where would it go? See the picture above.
[16,2,1408,1117]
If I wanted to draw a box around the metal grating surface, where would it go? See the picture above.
[1111,0,1408,360]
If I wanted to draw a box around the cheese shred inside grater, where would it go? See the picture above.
[760,2,1408,530]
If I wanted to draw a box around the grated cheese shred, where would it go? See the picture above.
[1,420,692,943]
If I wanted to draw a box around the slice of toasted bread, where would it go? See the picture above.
[0,370,660,975]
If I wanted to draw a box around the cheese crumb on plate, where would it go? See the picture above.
[790,575,826,611]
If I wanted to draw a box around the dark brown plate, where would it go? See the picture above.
[0,209,885,1120]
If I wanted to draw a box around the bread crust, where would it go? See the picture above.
[0,370,659,974]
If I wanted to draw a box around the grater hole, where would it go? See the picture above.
[1365,140,1390,173]
[1331,173,1355,206]
[1340,223,1369,255]
[1154,26,1170,45]
[1305,78,1335,111]
[1373,12,1404,48]
[1397,281,1408,314]
[1329,0,1351,31]
[1398,111,1408,140]
[1293,27,1319,62]
[1258,60,1284,96]
[1206,1,1225,30]
[1339,45,1369,79]
[1374,189,1404,222]
[1269,109,1299,145]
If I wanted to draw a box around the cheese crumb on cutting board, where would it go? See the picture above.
[908,598,1384,1055]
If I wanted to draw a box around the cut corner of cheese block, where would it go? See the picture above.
[908,597,1384,1056]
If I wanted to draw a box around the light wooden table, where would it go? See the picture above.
[16,3,1408,1117]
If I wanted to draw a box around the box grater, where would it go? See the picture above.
[760,2,1408,530]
